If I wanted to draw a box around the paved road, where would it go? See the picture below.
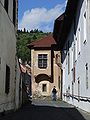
[0,99,90,120]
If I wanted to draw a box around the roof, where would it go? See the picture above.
[53,0,80,50]
[27,34,57,49]
[53,13,65,43]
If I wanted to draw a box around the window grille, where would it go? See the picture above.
[38,54,47,69]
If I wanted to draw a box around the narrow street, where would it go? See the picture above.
[0,98,90,120]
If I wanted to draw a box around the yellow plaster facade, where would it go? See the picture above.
[31,49,61,99]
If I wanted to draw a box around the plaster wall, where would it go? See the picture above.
[62,0,90,112]
[0,1,18,112]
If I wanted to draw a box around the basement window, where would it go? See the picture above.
[42,84,47,92]
[5,65,10,94]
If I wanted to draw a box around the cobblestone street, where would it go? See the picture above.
[0,98,90,120]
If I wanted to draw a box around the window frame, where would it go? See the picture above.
[38,54,47,69]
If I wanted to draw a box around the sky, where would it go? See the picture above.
[18,0,67,32]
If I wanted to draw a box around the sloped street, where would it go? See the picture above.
[0,98,90,120]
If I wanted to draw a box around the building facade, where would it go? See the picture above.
[0,0,21,112]
[28,35,61,99]
[54,0,90,112]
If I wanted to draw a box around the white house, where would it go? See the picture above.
[0,0,22,113]
[53,0,90,112]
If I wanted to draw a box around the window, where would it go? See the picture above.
[73,42,75,62]
[67,41,70,74]
[75,37,77,61]
[73,66,76,82]
[13,0,16,26]
[86,63,88,89]
[68,52,70,74]
[78,77,80,101]
[38,54,47,68]
[58,76,60,89]
[72,81,74,99]
[42,84,47,92]
[5,65,10,94]
[78,28,81,54]
[84,12,87,43]
[71,47,74,69]
[0,57,1,70]
[4,0,9,13]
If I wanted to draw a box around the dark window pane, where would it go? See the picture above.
[13,0,16,26]
[4,0,9,13]
[38,54,47,69]
[43,55,47,59]
[5,65,10,94]
[42,84,47,92]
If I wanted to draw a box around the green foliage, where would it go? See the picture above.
[16,29,50,63]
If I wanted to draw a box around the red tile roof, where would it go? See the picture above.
[28,34,57,48]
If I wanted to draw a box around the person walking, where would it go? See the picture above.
[52,86,57,101]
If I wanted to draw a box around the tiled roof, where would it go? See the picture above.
[28,34,57,48]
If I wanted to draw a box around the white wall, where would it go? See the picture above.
[0,0,18,112]
[62,0,90,112]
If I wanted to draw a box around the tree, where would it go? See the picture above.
[16,30,51,63]
[24,28,26,33]
[33,35,37,40]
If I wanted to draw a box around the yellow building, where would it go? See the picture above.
[28,35,61,99]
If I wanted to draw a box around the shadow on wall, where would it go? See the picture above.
[61,0,84,63]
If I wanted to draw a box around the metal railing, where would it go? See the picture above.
[63,93,90,102]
